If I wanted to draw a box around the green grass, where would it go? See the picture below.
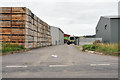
[77,46,80,49]
[1,42,26,54]
[82,43,119,56]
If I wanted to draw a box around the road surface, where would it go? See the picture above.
[2,44,118,78]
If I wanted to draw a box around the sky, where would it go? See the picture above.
[0,0,119,36]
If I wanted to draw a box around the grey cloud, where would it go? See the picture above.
[0,0,118,36]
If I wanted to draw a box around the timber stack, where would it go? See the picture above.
[0,7,52,48]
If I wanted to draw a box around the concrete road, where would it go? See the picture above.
[2,44,118,78]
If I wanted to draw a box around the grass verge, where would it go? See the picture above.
[82,43,119,56]
[1,42,26,55]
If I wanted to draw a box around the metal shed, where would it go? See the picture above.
[50,26,64,46]
[96,16,119,43]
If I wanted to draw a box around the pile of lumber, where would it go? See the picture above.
[0,7,52,48]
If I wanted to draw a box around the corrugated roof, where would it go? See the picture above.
[50,26,64,33]
[102,15,120,19]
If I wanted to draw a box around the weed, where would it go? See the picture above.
[82,43,119,56]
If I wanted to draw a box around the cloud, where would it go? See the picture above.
[0,0,118,36]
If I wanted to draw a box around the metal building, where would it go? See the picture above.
[96,16,119,43]
[50,26,64,46]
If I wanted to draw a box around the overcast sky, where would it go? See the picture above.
[0,0,119,36]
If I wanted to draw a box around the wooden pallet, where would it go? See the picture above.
[0,7,11,13]
[11,28,25,34]
[33,42,37,48]
[1,28,11,34]
[25,35,34,42]
[0,14,11,20]
[0,7,52,49]
[12,7,26,14]
[12,14,25,21]
[25,28,34,36]
[0,21,11,27]
[12,21,25,27]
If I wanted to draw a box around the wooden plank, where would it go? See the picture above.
[0,21,11,27]
[25,42,34,48]
[11,36,25,40]
[38,26,40,32]
[25,28,34,36]
[41,38,45,42]
[12,7,26,13]
[37,33,40,37]
[10,43,25,45]
[34,36,37,42]
[41,28,44,34]
[0,7,2,13]
[26,15,33,24]
[12,14,25,20]
[24,42,28,48]
[11,39,25,43]
[25,15,29,21]
[26,8,29,15]
[28,42,34,48]
[0,7,11,13]
[25,22,30,28]
[28,10,32,16]
[34,20,37,27]
[34,15,37,21]
[25,35,34,42]
[0,14,11,20]
[42,42,46,47]
[32,25,37,31]
[1,28,11,34]
[33,42,37,48]
[37,42,40,47]
[26,8,32,16]
[11,28,25,34]
[37,37,40,42]
[38,23,42,31]
[37,18,41,23]
[25,22,33,29]
[35,25,38,31]
[34,31,37,37]
[0,35,11,41]
[31,24,34,30]
[12,21,25,27]
[33,25,35,31]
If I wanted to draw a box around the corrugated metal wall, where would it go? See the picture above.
[50,26,64,46]
[76,38,102,45]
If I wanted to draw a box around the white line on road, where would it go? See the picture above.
[49,65,69,67]
[90,64,110,66]
[97,64,110,66]
[6,66,28,68]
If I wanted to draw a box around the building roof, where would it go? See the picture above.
[64,34,70,37]
[58,28,64,33]
[50,26,64,33]
[102,15,120,19]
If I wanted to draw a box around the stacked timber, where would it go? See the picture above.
[0,7,52,49]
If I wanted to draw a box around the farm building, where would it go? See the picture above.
[50,26,64,46]
[96,16,119,43]
[0,7,52,48]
